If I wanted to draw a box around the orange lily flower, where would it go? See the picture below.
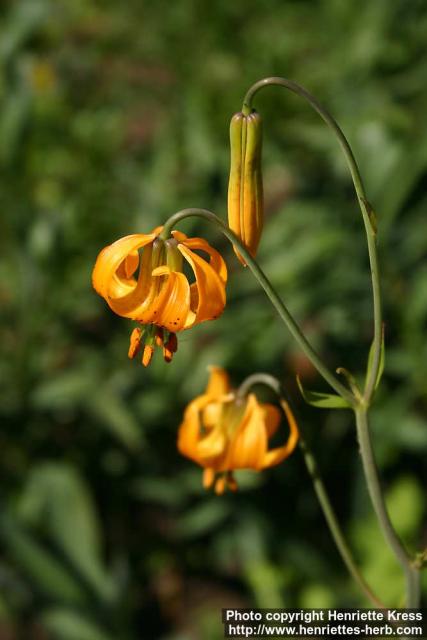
[92,227,227,366]
[178,367,299,494]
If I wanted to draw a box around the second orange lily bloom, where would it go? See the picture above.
[178,367,299,494]
[92,227,227,366]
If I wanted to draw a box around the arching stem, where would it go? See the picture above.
[242,77,421,606]
[243,77,382,404]
[236,373,384,607]
[355,407,421,607]
[161,208,354,405]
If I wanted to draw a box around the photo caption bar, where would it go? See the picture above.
[222,608,426,638]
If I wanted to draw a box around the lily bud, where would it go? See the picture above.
[227,110,264,265]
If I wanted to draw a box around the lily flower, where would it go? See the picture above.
[178,367,299,494]
[92,227,227,366]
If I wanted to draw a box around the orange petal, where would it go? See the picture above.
[226,394,268,470]
[178,244,226,325]
[93,237,156,319]
[117,250,139,279]
[261,399,299,468]
[170,230,188,243]
[174,233,227,283]
[105,242,155,317]
[92,231,159,299]
[202,401,223,429]
[138,271,192,332]
[177,395,228,467]
[195,425,226,462]
[205,366,231,397]
[177,395,214,464]
[261,403,281,438]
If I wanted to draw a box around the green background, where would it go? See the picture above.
[1,0,426,637]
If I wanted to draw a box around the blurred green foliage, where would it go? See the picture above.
[1,0,426,638]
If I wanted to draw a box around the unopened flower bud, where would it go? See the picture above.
[227,110,264,265]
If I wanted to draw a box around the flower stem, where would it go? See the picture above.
[162,208,354,405]
[355,407,421,606]
[237,373,384,607]
[298,435,385,607]
[243,77,382,403]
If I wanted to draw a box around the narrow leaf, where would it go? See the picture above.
[296,376,351,409]
[17,463,116,604]
[366,324,385,391]
[0,516,86,605]
[42,608,114,640]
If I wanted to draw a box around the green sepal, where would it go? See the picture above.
[366,323,385,391]
[296,376,352,409]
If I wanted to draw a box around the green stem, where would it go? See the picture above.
[236,373,384,607]
[162,208,354,405]
[299,437,385,607]
[355,407,420,606]
[243,77,382,403]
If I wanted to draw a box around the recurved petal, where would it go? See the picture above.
[170,230,188,243]
[116,250,140,279]
[260,403,281,438]
[261,399,299,469]
[105,242,154,317]
[195,425,227,462]
[202,402,222,429]
[178,244,226,325]
[174,233,227,283]
[226,394,268,470]
[202,367,233,429]
[177,395,217,464]
[138,270,192,331]
[205,366,231,397]
[92,232,158,299]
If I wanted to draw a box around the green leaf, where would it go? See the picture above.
[42,608,114,640]
[366,324,385,391]
[87,388,144,451]
[296,376,351,409]
[0,516,86,605]
[17,463,116,604]
[176,500,231,538]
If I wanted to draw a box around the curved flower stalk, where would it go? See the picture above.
[92,227,227,366]
[238,76,421,608]
[177,366,299,494]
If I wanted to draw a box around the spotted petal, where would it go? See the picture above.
[178,244,226,325]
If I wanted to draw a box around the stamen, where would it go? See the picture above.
[128,327,143,359]
[165,332,178,353]
[142,344,154,367]
[214,475,226,495]
[163,332,178,363]
[227,472,238,492]
[155,327,164,347]
[163,347,174,363]
[203,468,215,489]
